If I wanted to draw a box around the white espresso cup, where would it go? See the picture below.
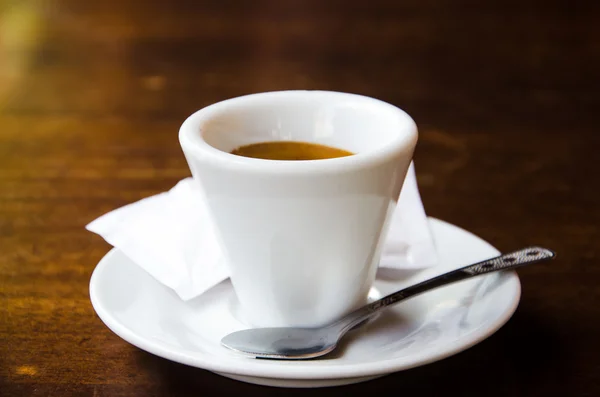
[179,91,417,328]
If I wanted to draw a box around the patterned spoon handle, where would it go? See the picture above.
[332,247,556,334]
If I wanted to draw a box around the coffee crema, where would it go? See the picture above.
[231,141,354,161]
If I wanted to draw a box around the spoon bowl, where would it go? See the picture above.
[222,327,338,359]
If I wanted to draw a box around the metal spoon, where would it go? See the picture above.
[221,246,555,360]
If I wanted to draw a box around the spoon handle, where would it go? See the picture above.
[331,246,555,335]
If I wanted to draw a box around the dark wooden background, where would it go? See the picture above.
[1,0,598,395]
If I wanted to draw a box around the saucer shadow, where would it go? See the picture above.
[131,307,571,395]
[133,349,270,395]
[338,308,574,396]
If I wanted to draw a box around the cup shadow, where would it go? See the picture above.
[376,267,425,281]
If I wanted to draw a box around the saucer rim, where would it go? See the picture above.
[89,217,521,380]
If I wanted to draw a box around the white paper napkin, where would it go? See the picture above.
[86,162,437,301]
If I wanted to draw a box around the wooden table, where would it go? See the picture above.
[1,1,598,395]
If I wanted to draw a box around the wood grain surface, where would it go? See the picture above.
[1,0,599,395]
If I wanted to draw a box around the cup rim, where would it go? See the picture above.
[179,90,417,174]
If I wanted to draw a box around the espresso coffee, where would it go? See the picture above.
[231,141,353,160]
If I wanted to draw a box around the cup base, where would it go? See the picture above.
[227,287,383,329]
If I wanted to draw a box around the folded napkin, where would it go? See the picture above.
[86,162,437,301]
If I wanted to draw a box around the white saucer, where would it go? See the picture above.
[89,218,521,388]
